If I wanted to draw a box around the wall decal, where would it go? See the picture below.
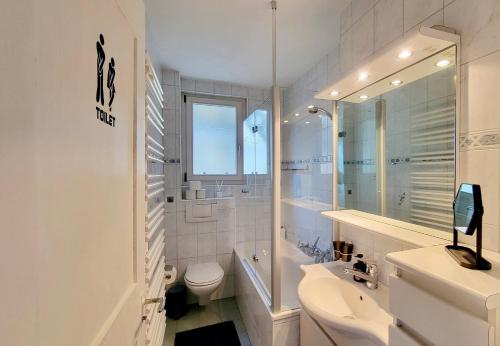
[96,34,106,106]
[95,33,117,127]
[107,57,116,110]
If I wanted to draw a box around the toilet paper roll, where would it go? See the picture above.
[189,181,202,190]
[185,190,197,200]
[165,266,177,286]
[196,189,206,199]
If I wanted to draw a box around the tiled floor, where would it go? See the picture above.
[163,297,251,346]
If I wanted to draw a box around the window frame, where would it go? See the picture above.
[185,94,245,182]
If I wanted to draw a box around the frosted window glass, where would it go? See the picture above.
[192,103,237,175]
[244,109,268,174]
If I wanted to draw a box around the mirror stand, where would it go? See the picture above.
[445,217,491,270]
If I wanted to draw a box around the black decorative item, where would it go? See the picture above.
[445,183,491,270]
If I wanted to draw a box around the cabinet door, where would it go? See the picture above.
[390,275,493,346]
[300,311,336,346]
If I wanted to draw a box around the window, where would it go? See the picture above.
[186,95,244,181]
[244,109,269,175]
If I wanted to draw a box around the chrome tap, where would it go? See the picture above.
[312,236,320,250]
[297,238,332,263]
[344,262,378,289]
[313,248,332,263]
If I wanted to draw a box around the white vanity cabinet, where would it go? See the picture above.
[386,246,500,346]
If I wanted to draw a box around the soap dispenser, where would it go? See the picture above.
[352,254,367,283]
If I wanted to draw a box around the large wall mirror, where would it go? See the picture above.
[336,44,457,235]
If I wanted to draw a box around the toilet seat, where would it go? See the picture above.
[185,262,224,286]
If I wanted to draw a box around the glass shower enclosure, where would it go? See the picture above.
[238,97,273,300]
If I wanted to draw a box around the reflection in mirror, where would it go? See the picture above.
[454,183,479,235]
[337,47,456,232]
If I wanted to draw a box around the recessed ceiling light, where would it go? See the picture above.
[358,72,368,81]
[283,120,289,123]
[305,121,311,124]
[390,79,403,86]
[436,59,451,67]
[295,113,300,117]
[359,95,369,100]
[330,90,339,96]
[398,50,412,59]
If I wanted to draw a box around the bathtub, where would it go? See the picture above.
[235,238,314,346]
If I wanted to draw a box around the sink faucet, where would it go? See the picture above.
[344,262,378,289]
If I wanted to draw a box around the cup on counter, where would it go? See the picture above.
[341,242,354,262]
[332,240,345,261]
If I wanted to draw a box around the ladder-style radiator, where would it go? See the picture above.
[410,103,455,231]
[145,54,166,346]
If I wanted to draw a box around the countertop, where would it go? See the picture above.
[386,245,500,310]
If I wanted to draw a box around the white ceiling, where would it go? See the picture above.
[145,0,349,88]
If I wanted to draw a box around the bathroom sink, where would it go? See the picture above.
[298,263,392,345]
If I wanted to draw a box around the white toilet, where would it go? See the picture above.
[184,262,224,306]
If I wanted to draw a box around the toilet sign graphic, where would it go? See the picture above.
[95,33,117,127]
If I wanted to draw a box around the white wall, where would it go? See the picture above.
[282,0,500,279]
[0,2,37,344]
[0,0,146,345]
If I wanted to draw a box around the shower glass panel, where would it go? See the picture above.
[338,47,456,233]
[280,104,333,310]
[241,97,273,297]
[338,100,379,214]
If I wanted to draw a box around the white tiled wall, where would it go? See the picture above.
[283,0,500,265]
[180,77,271,115]
[161,70,272,300]
[339,224,417,285]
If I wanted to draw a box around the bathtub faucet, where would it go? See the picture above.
[313,248,332,264]
[297,238,332,263]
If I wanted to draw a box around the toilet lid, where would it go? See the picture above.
[185,262,224,286]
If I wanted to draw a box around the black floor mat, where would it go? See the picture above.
[174,321,241,346]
